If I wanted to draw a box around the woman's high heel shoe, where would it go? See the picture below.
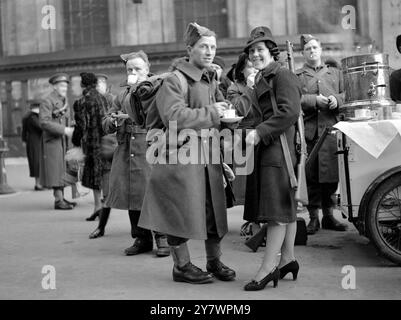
[86,209,102,221]
[279,260,299,280]
[244,267,279,291]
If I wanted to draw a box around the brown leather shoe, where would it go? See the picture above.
[155,235,170,257]
[173,262,214,284]
[54,200,74,210]
[307,218,320,235]
[322,215,348,231]
[206,259,236,281]
[124,238,153,256]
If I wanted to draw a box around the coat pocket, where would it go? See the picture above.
[259,140,283,167]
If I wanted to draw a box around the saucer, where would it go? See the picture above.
[220,116,244,123]
[348,116,373,122]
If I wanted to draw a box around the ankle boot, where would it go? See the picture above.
[89,208,111,239]
[322,207,348,231]
[307,208,320,235]
[171,243,214,284]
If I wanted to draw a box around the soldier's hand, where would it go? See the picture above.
[328,95,338,110]
[64,127,74,138]
[213,102,229,118]
[316,94,329,111]
[245,129,261,146]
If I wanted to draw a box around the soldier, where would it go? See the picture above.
[39,73,76,210]
[390,34,401,103]
[138,22,236,285]
[102,51,170,257]
[296,34,348,235]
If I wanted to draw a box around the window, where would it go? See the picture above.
[297,0,358,34]
[63,0,110,50]
[174,0,229,41]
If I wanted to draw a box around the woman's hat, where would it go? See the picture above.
[397,34,401,54]
[244,26,277,53]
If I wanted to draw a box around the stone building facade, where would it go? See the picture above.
[0,0,399,156]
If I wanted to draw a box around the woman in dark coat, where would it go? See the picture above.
[237,27,302,291]
[22,100,43,190]
[72,72,108,219]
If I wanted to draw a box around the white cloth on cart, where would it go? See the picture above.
[334,120,401,158]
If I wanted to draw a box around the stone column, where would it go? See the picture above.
[108,0,176,47]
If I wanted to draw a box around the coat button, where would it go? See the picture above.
[131,154,135,157]
[131,136,135,140]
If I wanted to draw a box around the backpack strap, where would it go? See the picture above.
[173,70,189,104]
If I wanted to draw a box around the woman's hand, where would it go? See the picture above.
[245,129,261,146]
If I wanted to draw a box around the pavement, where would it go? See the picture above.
[0,158,400,300]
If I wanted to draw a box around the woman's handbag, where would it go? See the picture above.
[100,133,118,160]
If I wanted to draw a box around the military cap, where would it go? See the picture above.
[120,50,150,66]
[184,22,216,47]
[49,73,70,85]
[300,34,319,50]
[397,34,401,54]
[95,73,108,80]
[213,56,226,69]
[244,26,277,53]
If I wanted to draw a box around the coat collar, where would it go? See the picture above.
[254,61,282,99]
[298,63,330,75]
[175,58,216,82]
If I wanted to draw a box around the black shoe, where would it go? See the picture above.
[89,228,105,239]
[86,209,102,221]
[34,186,45,191]
[322,215,348,231]
[206,259,236,281]
[64,198,77,207]
[155,235,170,257]
[279,260,299,280]
[307,218,320,235]
[124,238,153,256]
[244,267,279,291]
[173,262,214,284]
[54,200,74,210]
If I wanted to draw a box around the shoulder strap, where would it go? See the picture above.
[173,70,188,103]
[268,79,298,189]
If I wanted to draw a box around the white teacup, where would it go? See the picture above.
[224,109,236,118]
[354,109,371,118]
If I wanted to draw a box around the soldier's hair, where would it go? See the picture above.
[123,50,151,68]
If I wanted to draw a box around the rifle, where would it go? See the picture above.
[286,40,309,206]
[244,224,267,252]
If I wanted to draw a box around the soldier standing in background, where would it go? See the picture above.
[39,73,76,210]
[296,34,347,235]
[102,51,170,257]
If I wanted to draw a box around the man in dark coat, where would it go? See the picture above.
[39,73,76,210]
[139,22,236,285]
[296,34,347,234]
[22,100,43,190]
[102,51,170,257]
[390,35,401,103]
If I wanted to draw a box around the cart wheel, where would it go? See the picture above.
[366,173,401,265]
